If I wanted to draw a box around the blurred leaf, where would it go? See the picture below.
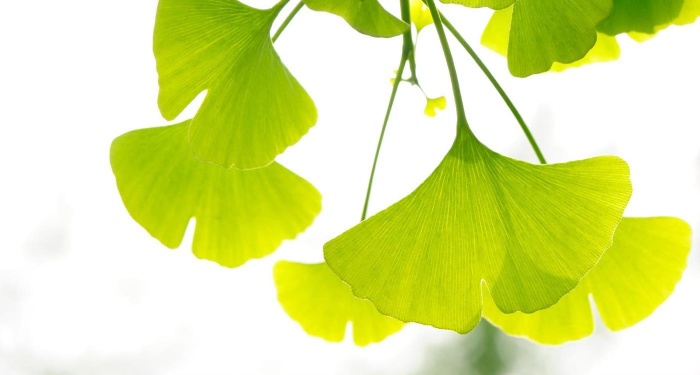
[482,7,621,73]
[410,0,434,32]
[484,217,691,344]
[154,0,317,169]
[325,127,631,333]
[303,0,408,37]
[110,122,321,268]
[274,261,404,346]
[424,96,447,117]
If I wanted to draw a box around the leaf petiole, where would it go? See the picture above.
[440,14,547,164]
[423,0,469,133]
[272,1,304,42]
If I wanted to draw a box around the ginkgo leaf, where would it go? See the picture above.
[324,127,631,333]
[424,96,447,117]
[154,0,317,169]
[597,0,684,35]
[274,261,404,346]
[460,0,612,76]
[481,7,621,73]
[483,217,691,345]
[410,0,434,32]
[303,0,408,37]
[110,121,322,268]
[628,0,700,41]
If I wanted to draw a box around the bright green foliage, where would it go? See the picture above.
[154,0,317,169]
[458,0,612,76]
[441,0,516,9]
[483,217,691,344]
[274,261,405,345]
[325,127,632,333]
[482,7,621,73]
[597,0,684,35]
[410,0,434,32]
[303,0,408,37]
[110,122,322,268]
[628,0,700,40]
[424,96,447,117]
[482,0,699,73]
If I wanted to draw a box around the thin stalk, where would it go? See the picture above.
[440,15,547,164]
[360,0,414,221]
[423,0,469,132]
[400,0,418,80]
[361,57,408,221]
[272,1,304,42]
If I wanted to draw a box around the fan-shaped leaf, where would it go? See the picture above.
[325,127,631,333]
[303,0,408,37]
[482,7,621,73]
[110,122,322,268]
[154,0,317,169]
[459,0,612,76]
[274,261,404,345]
[484,217,691,344]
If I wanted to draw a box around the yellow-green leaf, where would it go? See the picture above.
[325,127,631,333]
[274,261,404,346]
[484,217,691,344]
[482,7,621,73]
[154,0,317,169]
[424,96,447,117]
[410,0,434,32]
[110,122,322,268]
[303,0,408,37]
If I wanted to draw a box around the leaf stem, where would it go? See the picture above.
[360,0,414,221]
[423,0,469,133]
[440,15,547,164]
[272,1,304,42]
[361,56,409,221]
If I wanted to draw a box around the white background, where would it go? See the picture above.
[1,0,699,374]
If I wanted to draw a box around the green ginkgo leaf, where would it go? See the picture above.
[455,0,612,76]
[483,217,691,345]
[482,6,621,73]
[303,0,408,37]
[325,126,631,333]
[110,121,322,268]
[597,0,684,35]
[274,261,404,346]
[628,0,700,41]
[154,0,317,169]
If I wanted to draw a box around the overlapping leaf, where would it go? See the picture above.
[110,122,321,268]
[597,0,684,35]
[450,0,613,76]
[481,7,621,73]
[274,261,404,345]
[484,217,691,344]
[154,0,317,169]
[303,0,408,37]
[325,126,632,333]
[482,0,699,73]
